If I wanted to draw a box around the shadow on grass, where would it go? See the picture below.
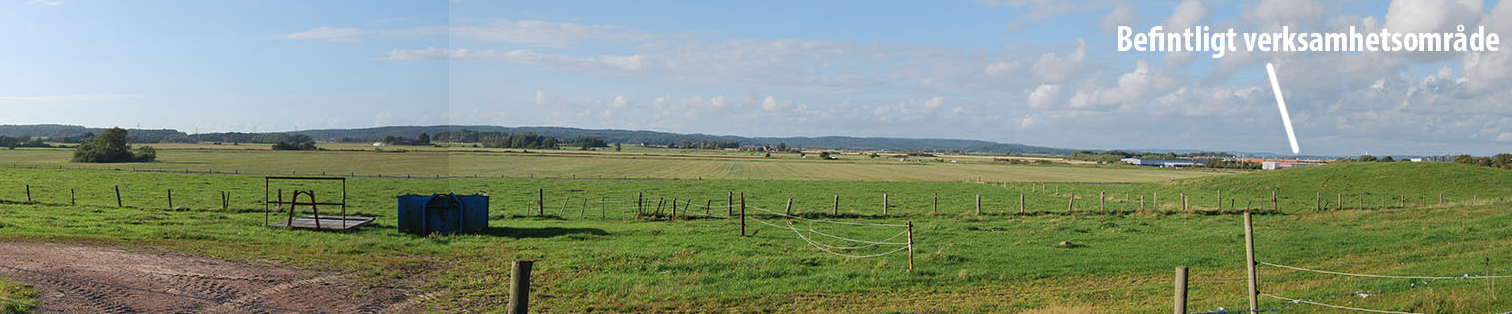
[481,226,609,238]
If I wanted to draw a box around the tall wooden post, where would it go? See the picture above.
[1067,192,1074,212]
[906,221,914,272]
[1337,193,1342,210]
[1153,191,1159,209]
[1272,190,1278,211]
[1020,194,1026,214]
[706,199,711,216]
[508,260,533,314]
[883,193,888,215]
[739,192,746,236]
[1100,191,1105,212]
[785,198,793,216]
[1140,196,1145,211]
[1181,193,1188,211]
[71,189,76,206]
[833,195,840,216]
[116,185,126,207]
[671,198,678,222]
[1175,266,1188,314]
[25,185,30,203]
[1217,189,1222,210]
[932,193,938,215]
[975,194,981,215]
[1244,212,1259,312]
[167,189,173,209]
[728,192,733,216]
[538,188,545,216]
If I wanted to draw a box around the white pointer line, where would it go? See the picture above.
[1265,63,1300,154]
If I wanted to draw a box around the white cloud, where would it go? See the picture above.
[281,27,367,42]
[983,61,1021,77]
[1030,39,1085,83]
[1164,1,1208,30]
[451,19,656,47]
[1100,4,1138,35]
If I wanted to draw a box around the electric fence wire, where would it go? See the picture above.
[1258,261,1512,280]
[745,216,910,259]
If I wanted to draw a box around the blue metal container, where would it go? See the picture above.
[396,193,489,235]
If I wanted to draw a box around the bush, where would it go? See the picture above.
[272,141,318,150]
[72,127,155,162]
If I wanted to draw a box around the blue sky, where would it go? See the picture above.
[3,0,1512,155]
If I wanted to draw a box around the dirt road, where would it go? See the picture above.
[0,242,423,313]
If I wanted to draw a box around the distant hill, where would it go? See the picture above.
[0,124,1075,154]
[0,124,185,142]
[290,125,1076,154]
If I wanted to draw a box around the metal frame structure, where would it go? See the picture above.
[264,176,362,230]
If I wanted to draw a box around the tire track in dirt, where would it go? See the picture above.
[0,242,421,313]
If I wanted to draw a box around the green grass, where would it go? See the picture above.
[1,162,1512,312]
[0,145,1220,183]
[0,277,37,314]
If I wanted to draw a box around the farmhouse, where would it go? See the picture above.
[1119,158,1205,168]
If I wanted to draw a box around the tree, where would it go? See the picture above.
[614,143,622,152]
[1380,156,1394,162]
[1493,153,1512,169]
[1454,154,1475,164]
[382,135,397,143]
[1358,154,1377,162]
[776,143,788,151]
[73,127,155,162]
[417,132,431,144]
[272,141,317,150]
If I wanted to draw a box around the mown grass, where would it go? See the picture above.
[1,162,1511,312]
[0,146,1218,183]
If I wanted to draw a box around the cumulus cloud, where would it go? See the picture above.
[1100,4,1138,35]
[1164,1,1209,30]
[282,27,367,42]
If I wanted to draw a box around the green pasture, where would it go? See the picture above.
[0,162,1511,312]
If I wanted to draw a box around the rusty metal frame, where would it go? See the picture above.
[264,176,348,229]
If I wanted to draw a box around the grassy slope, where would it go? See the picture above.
[0,162,1510,312]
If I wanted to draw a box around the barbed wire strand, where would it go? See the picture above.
[746,216,909,259]
[747,205,908,227]
[1259,261,1512,280]
[1261,293,1420,314]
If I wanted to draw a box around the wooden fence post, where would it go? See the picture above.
[833,195,840,216]
[538,188,545,216]
[25,185,30,203]
[671,198,678,222]
[906,221,914,272]
[728,192,733,216]
[1244,212,1259,312]
[740,192,746,236]
[1175,266,1188,314]
[882,193,888,215]
[706,199,711,216]
[975,194,981,215]
[1217,188,1222,210]
[1337,193,1342,210]
[1140,196,1145,211]
[1067,192,1074,212]
[1019,194,1025,214]
[167,189,173,209]
[71,189,76,206]
[508,260,533,314]
[1100,191,1105,213]
[785,198,793,216]
[932,193,938,215]
[1272,190,1278,211]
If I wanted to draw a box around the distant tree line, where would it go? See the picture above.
[175,132,313,144]
[668,140,740,150]
[0,135,51,149]
[271,141,318,150]
[1449,153,1512,169]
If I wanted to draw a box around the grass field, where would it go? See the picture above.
[0,146,1219,182]
[2,161,1512,312]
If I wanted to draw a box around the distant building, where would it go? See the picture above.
[1261,161,1324,170]
[1120,158,1205,168]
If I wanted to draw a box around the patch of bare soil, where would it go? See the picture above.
[0,242,422,314]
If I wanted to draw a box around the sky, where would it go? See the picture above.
[2,0,1512,156]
